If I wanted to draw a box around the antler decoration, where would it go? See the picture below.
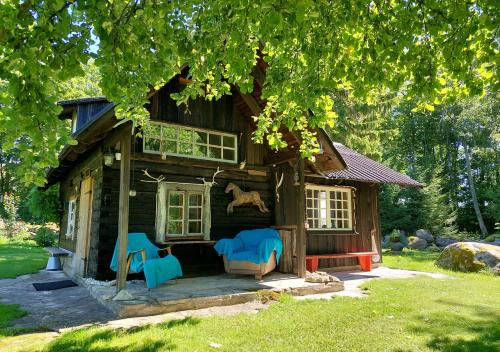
[140,169,166,183]
[275,171,284,203]
[197,166,224,186]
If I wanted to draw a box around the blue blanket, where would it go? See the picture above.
[110,233,161,274]
[110,233,182,288]
[143,255,182,289]
[214,228,283,265]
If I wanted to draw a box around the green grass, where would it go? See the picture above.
[382,249,444,273]
[2,243,499,351]
[39,251,498,352]
[0,237,48,279]
[0,236,48,341]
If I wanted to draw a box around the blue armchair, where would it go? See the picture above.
[110,233,182,289]
[214,228,283,280]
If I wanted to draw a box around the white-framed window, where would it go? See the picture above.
[143,121,238,163]
[306,185,353,230]
[166,189,204,236]
[66,199,76,239]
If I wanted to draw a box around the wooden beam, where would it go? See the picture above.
[116,123,132,292]
[239,93,262,116]
[264,149,297,166]
[296,157,307,277]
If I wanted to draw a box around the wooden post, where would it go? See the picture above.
[296,157,306,277]
[116,125,132,292]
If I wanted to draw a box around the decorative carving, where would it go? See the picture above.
[225,182,269,214]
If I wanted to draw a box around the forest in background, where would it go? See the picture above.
[1,61,498,239]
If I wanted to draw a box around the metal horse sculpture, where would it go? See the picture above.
[225,182,270,214]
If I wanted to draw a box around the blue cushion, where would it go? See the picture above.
[214,228,283,265]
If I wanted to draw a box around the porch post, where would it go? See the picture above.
[297,157,307,277]
[116,124,132,292]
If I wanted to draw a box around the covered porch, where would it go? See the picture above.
[84,272,344,318]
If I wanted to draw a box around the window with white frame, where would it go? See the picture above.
[306,185,353,230]
[66,199,76,239]
[167,190,204,236]
[143,122,238,163]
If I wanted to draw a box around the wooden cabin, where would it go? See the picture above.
[46,69,421,286]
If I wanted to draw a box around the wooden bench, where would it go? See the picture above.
[306,252,378,272]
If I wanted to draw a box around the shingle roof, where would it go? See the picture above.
[57,97,108,106]
[328,143,423,187]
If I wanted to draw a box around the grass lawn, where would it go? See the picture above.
[0,236,48,342]
[0,237,48,279]
[382,249,443,273]
[44,251,499,352]
[1,243,499,352]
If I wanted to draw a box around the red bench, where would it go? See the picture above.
[306,252,378,272]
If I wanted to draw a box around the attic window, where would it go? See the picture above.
[306,185,353,231]
[143,122,237,163]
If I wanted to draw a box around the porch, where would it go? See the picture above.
[84,272,344,318]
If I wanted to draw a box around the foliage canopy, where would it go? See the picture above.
[0,0,497,185]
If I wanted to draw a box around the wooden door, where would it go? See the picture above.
[75,177,93,276]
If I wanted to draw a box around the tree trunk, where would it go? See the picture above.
[463,143,488,238]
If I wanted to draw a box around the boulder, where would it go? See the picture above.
[381,235,391,249]
[305,271,340,283]
[390,242,405,252]
[416,229,434,243]
[435,236,458,247]
[408,236,428,250]
[436,242,500,273]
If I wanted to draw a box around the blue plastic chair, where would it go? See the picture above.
[110,233,182,289]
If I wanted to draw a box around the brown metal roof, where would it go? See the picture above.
[327,143,423,187]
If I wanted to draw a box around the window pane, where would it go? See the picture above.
[189,208,202,220]
[163,140,177,153]
[169,193,183,206]
[179,129,193,143]
[209,147,221,159]
[222,149,235,161]
[193,131,207,144]
[331,220,337,228]
[163,126,177,140]
[148,124,162,138]
[337,220,343,228]
[223,135,235,148]
[168,221,183,234]
[145,138,160,151]
[308,219,314,228]
[306,199,312,208]
[188,221,202,234]
[193,144,207,157]
[209,134,221,146]
[189,194,202,206]
[343,220,349,229]
[179,142,192,154]
[169,207,183,220]
[343,210,349,219]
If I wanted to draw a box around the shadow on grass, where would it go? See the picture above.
[408,300,500,352]
[47,317,200,352]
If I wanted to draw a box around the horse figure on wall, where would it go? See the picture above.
[225,182,270,214]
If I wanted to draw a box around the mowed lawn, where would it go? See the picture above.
[0,237,47,279]
[1,241,499,352]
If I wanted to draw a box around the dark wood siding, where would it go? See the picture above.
[305,180,380,269]
[96,160,274,278]
[58,147,104,277]
[142,78,266,166]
